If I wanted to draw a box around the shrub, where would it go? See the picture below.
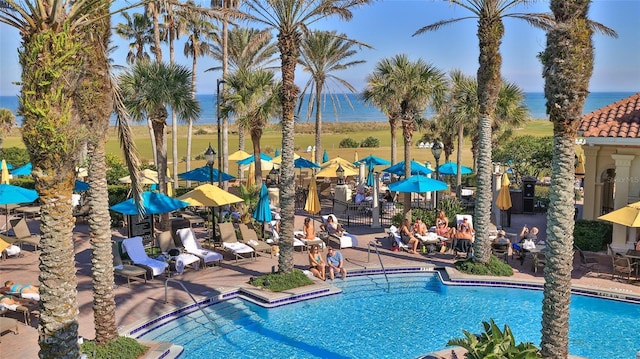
[391,213,405,227]
[81,336,148,359]
[338,137,359,148]
[360,136,380,148]
[436,197,465,225]
[574,219,612,251]
[249,269,314,292]
[194,128,209,135]
[454,255,514,276]
[447,319,541,359]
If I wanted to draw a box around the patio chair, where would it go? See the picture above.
[387,225,410,252]
[0,236,21,261]
[575,245,599,275]
[238,223,273,258]
[0,312,19,341]
[0,297,37,325]
[217,222,255,262]
[176,228,223,268]
[532,251,546,273]
[321,215,357,249]
[8,218,40,251]
[453,214,474,259]
[111,241,147,288]
[157,231,201,273]
[612,256,635,283]
[491,242,510,263]
[269,221,307,252]
[121,236,168,279]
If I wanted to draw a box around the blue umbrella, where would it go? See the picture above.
[110,191,188,215]
[252,183,272,224]
[3,162,13,170]
[0,184,38,230]
[236,153,273,165]
[294,157,320,169]
[274,149,280,157]
[382,160,433,176]
[74,180,89,192]
[10,162,32,176]
[322,150,329,163]
[437,161,473,175]
[366,171,375,187]
[388,175,448,193]
[354,155,391,167]
[178,166,236,182]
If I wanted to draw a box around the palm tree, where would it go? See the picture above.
[118,62,200,230]
[222,69,281,184]
[298,29,368,164]
[0,0,111,355]
[181,0,217,187]
[413,0,551,264]
[113,12,154,65]
[240,0,372,273]
[539,1,615,356]
[0,108,15,150]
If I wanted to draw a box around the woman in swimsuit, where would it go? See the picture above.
[399,218,420,254]
[3,281,39,296]
[435,211,450,238]
[308,245,326,280]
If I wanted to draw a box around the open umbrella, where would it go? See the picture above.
[252,183,272,224]
[323,150,329,163]
[10,162,32,176]
[316,161,359,178]
[388,175,448,193]
[110,191,188,215]
[382,160,433,176]
[355,155,391,168]
[1,160,9,184]
[272,153,301,165]
[118,169,172,185]
[228,150,251,161]
[598,201,640,227]
[178,166,236,183]
[496,173,512,211]
[74,180,89,192]
[294,157,320,169]
[236,153,273,165]
[178,183,243,208]
[437,161,473,176]
[304,177,321,215]
[0,184,39,230]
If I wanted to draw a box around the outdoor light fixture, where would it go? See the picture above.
[205,143,216,185]
[336,164,345,185]
[269,167,279,187]
[431,140,443,209]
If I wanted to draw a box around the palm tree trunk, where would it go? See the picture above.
[455,123,463,198]
[221,12,229,191]
[152,115,169,231]
[148,119,158,166]
[251,130,263,185]
[402,121,412,220]
[314,82,323,164]
[238,124,245,179]
[389,119,397,165]
[187,54,198,188]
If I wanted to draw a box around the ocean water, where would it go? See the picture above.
[0,92,635,126]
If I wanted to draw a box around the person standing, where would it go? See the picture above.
[326,246,347,280]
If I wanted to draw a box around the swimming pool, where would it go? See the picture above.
[136,273,640,358]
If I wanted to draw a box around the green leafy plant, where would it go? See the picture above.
[447,319,541,359]
[574,219,612,251]
[455,255,514,276]
[360,136,380,148]
[436,197,465,225]
[338,137,359,148]
[249,269,314,292]
[81,336,148,359]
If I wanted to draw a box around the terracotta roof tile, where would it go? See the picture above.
[579,93,640,138]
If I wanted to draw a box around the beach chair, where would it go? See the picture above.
[8,218,40,251]
[0,236,21,261]
[238,223,273,258]
[217,222,255,262]
[176,228,223,268]
[0,313,19,341]
[322,215,357,249]
[121,237,168,279]
[387,226,409,252]
[453,214,474,258]
[157,231,201,273]
[269,221,307,252]
[112,241,147,287]
[0,298,37,325]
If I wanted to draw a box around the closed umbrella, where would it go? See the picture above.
[496,174,512,211]
[437,161,473,176]
[575,153,585,178]
[354,151,358,163]
[178,166,236,183]
[0,184,39,231]
[1,160,9,184]
[382,160,432,177]
[246,162,256,188]
[10,162,32,176]
[388,175,448,193]
[304,177,321,215]
[274,149,280,157]
[323,150,329,163]
[252,183,272,223]
[110,191,188,215]
[598,201,640,227]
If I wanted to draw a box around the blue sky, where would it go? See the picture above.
[0,0,638,96]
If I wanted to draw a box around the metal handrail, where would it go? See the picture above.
[165,278,217,335]
[367,241,390,292]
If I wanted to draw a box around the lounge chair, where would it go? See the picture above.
[0,313,19,341]
[269,221,307,251]
[175,228,223,268]
[157,231,201,273]
[238,223,273,258]
[121,237,168,278]
[0,298,37,325]
[112,241,147,287]
[8,218,40,251]
[575,245,599,275]
[532,251,546,273]
[387,225,410,252]
[612,256,635,283]
[0,236,21,260]
[321,215,357,249]
[218,222,255,262]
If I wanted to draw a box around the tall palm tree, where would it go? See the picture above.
[539,1,615,356]
[0,0,110,355]
[113,12,154,65]
[298,29,368,164]
[181,0,217,187]
[413,0,551,264]
[0,108,15,150]
[118,62,200,230]
[222,69,281,184]
[240,0,371,273]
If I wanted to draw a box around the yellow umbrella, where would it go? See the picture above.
[316,162,359,178]
[354,151,359,163]
[1,160,10,184]
[310,147,316,163]
[166,168,173,197]
[598,201,640,227]
[246,162,255,188]
[228,150,251,161]
[178,183,243,207]
[575,153,585,178]
[496,173,512,211]
[304,177,321,215]
[320,156,358,169]
[271,153,301,164]
[118,169,172,185]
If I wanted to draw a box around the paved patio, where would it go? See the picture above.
[1,211,638,358]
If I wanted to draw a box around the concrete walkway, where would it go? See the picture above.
[1,211,638,358]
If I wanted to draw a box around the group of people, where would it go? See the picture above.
[308,245,347,281]
[0,280,39,309]
[395,211,476,255]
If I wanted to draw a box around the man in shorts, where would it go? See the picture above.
[326,246,347,280]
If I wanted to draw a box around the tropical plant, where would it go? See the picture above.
[239,0,372,274]
[298,29,368,164]
[0,108,15,149]
[413,0,553,265]
[118,61,200,230]
[447,319,541,358]
[539,1,615,356]
[493,135,553,184]
[113,12,154,65]
[222,68,281,185]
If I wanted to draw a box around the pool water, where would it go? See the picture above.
[138,273,640,358]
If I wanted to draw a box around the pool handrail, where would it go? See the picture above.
[367,241,390,292]
[165,278,218,335]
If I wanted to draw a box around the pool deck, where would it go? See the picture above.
[2,211,639,358]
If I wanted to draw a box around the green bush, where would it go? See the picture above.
[574,219,612,251]
[81,336,148,359]
[0,147,30,167]
[436,197,465,226]
[249,269,314,292]
[447,319,541,359]
[454,255,514,276]
[338,137,359,148]
[360,136,380,148]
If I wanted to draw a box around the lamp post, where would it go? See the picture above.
[216,79,226,188]
[336,164,345,185]
[268,167,279,187]
[204,143,216,243]
[431,140,443,210]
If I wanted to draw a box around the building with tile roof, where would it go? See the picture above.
[578,92,640,249]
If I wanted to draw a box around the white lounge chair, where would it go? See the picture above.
[121,236,168,278]
[388,225,410,252]
[176,228,222,268]
[270,221,307,251]
[218,223,255,262]
[322,215,357,249]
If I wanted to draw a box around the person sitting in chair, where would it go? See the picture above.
[412,218,428,236]
[454,217,474,255]
[296,217,316,240]
[325,215,344,237]
[399,218,420,254]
